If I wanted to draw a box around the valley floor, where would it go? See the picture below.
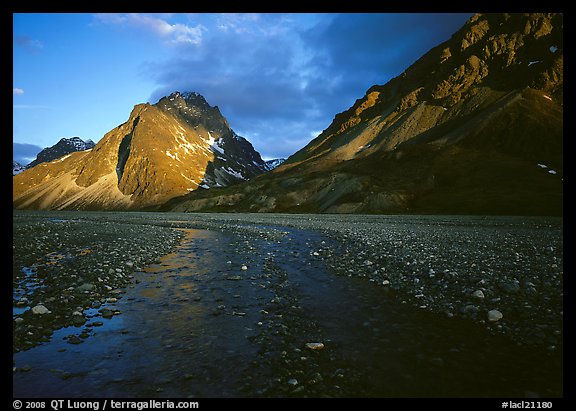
[12,211,563,397]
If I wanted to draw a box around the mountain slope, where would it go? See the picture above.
[13,92,267,210]
[26,137,95,169]
[164,13,563,216]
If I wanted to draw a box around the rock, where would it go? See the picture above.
[226,276,242,281]
[100,309,114,319]
[429,357,445,367]
[305,342,325,350]
[14,317,24,324]
[125,261,134,268]
[500,281,520,294]
[461,304,479,315]
[91,321,104,327]
[32,305,50,315]
[287,378,298,386]
[241,265,248,271]
[76,283,95,292]
[382,280,390,286]
[67,335,83,345]
[488,309,503,322]
[309,372,323,383]
[471,290,485,299]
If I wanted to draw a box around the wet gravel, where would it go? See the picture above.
[173,213,563,350]
[13,212,184,353]
[13,211,563,397]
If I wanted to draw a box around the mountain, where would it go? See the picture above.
[13,91,268,210]
[264,158,286,171]
[26,137,95,169]
[164,13,563,216]
[13,161,26,176]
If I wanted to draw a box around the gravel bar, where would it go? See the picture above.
[13,211,562,354]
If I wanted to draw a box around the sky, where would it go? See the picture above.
[13,13,473,164]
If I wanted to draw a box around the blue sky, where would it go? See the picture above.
[13,13,472,164]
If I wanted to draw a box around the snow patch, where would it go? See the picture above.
[166,150,182,162]
[528,61,542,66]
[206,131,215,146]
[210,138,226,155]
[548,170,557,175]
[224,167,246,180]
[54,153,73,163]
[180,173,195,183]
[199,183,210,189]
[537,163,548,169]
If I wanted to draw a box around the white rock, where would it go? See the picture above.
[241,265,248,271]
[488,309,503,322]
[472,290,485,299]
[32,305,50,315]
[305,342,324,350]
[382,280,390,286]
[287,378,298,386]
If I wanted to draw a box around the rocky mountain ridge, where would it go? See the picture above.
[13,92,268,210]
[164,13,563,216]
[26,137,95,169]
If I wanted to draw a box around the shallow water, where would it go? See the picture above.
[13,226,562,397]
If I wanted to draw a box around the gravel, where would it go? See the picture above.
[13,211,562,354]
[13,211,184,353]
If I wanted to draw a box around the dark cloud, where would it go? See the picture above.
[13,143,43,165]
[146,13,472,159]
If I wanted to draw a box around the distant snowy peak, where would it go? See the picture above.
[26,137,95,169]
[13,161,26,176]
[265,158,286,170]
[64,137,95,151]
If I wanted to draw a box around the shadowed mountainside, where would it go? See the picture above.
[163,13,563,216]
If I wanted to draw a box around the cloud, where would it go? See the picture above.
[13,88,24,95]
[93,13,207,45]
[14,35,44,51]
[13,142,43,165]
[144,13,472,159]
[13,104,53,110]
